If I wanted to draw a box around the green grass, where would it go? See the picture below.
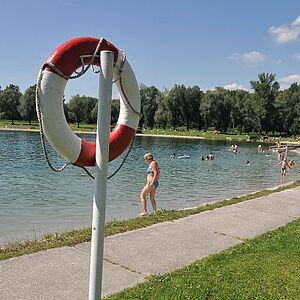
[69,122,97,132]
[142,127,253,141]
[0,120,40,130]
[105,218,300,300]
[1,180,300,261]
[140,128,300,143]
[0,120,97,132]
[1,121,299,142]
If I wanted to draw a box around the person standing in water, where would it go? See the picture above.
[140,152,160,216]
[276,158,289,180]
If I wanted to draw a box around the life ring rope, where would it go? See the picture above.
[36,37,141,178]
[36,67,71,173]
[44,38,104,80]
[119,75,142,118]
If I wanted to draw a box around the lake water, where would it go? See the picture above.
[1,130,300,245]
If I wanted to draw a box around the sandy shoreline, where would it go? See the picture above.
[0,127,207,140]
[0,127,40,132]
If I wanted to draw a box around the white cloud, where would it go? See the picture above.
[229,51,266,64]
[292,15,300,26]
[269,25,300,43]
[293,53,300,61]
[278,74,300,89]
[243,51,266,63]
[223,83,247,91]
[269,15,300,44]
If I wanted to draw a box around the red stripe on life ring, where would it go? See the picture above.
[45,37,119,77]
[74,124,136,167]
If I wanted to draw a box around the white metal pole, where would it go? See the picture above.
[88,51,113,300]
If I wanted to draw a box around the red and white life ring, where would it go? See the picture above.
[37,37,140,167]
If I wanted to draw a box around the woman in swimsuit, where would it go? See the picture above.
[140,152,160,216]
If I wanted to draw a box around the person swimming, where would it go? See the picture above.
[288,160,295,168]
[230,144,238,154]
[207,152,215,160]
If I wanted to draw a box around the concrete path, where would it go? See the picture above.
[1,186,300,299]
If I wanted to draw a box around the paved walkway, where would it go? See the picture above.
[1,186,300,299]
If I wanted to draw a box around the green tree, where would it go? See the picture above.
[139,84,159,129]
[0,87,2,113]
[250,73,279,134]
[63,98,70,122]
[111,100,120,125]
[200,88,231,132]
[67,95,85,127]
[154,90,168,129]
[167,85,185,130]
[91,99,120,126]
[284,83,300,134]
[0,84,22,124]
[225,89,249,133]
[18,85,37,125]
[273,90,287,135]
[82,96,97,124]
[290,117,300,136]
[183,86,203,130]
[242,93,257,133]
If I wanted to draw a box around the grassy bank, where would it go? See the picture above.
[142,128,253,141]
[141,128,300,143]
[1,180,300,261]
[1,120,299,142]
[0,120,96,133]
[0,120,40,131]
[105,217,300,300]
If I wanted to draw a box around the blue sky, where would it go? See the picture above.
[1,0,300,100]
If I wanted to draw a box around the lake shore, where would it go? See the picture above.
[0,127,206,140]
[1,126,300,144]
[1,183,300,300]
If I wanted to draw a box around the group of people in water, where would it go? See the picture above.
[257,142,295,179]
[140,141,296,216]
[275,149,295,178]
[171,152,215,160]
[140,150,216,216]
[200,152,215,160]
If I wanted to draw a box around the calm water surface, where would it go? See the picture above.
[1,131,300,245]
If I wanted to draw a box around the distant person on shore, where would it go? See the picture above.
[140,152,160,216]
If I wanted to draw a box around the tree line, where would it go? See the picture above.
[0,72,299,135]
